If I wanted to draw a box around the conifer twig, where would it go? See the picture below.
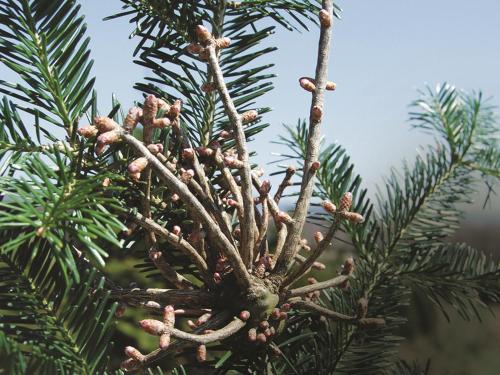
[121,132,253,289]
[274,0,335,276]
[287,275,348,298]
[206,42,256,267]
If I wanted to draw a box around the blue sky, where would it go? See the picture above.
[79,0,500,216]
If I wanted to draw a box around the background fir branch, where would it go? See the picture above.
[0,0,96,138]
[271,83,500,374]
[0,148,126,283]
[0,240,118,374]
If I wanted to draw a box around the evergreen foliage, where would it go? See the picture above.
[0,0,499,374]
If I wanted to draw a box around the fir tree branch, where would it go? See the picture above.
[287,275,348,298]
[274,0,335,276]
[206,42,256,267]
[121,132,253,289]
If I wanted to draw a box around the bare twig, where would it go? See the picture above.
[283,217,341,286]
[274,1,335,276]
[290,300,356,322]
[206,43,256,267]
[169,317,246,344]
[287,274,348,298]
[274,166,296,204]
[132,311,232,369]
[112,288,213,307]
[131,212,210,281]
[291,300,385,328]
[122,132,252,289]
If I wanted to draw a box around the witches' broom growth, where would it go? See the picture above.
[0,0,499,374]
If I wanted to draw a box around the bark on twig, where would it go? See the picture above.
[206,44,256,268]
[122,132,253,289]
[287,275,348,298]
[274,0,335,276]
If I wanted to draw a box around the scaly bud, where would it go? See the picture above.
[139,319,165,335]
[129,172,141,181]
[213,272,222,284]
[196,147,215,158]
[180,168,195,183]
[343,211,365,223]
[159,333,171,349]
[97,130,121,145]
[248,328,257,341]
[196,345,207,362]
[311,105,323,122]
[168,99,182,118]
[314,231,324,244]
[313,261,326,270]
[123,106,143,132]
[128,157,148,174]
[279,312,288,321]
[300,238,311,252]
[219,130,232,139]
[78,125,98,138]
[144,301,161,309]
[259,320,269,329]
[163,305,175,328]
[341,256,355,276]
[260,180,271,195]
[125,346,144,361]
[152,117,171,128]
[195,25,212,43]
[147,143,164,155]
[264,328,272,337]
[94,116,119,132]
[339,192,353,212]
[256,333,267,343]
[310,160,321,171]
[182,148,195,160]
[201,82,217,92]
[226,198,239,207]
[299,77,316,92]
[171,193,180,202]
[241,110,258,124]
[326,81,337,91]
[172,226,181,235]
[198,48,209,61]
[254,167,265,177]
[187,43,203,54]
[275,211,294,225]
[322,200,337,214]
[142,95,158,125]
[307,277,318,285]
[319,9,332,27]
[120,358,140,372]
[224,156,244,169]
[157,99,170,112]
[215,37,231,49]
[271,308,281,320]
[239,310,251,321]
